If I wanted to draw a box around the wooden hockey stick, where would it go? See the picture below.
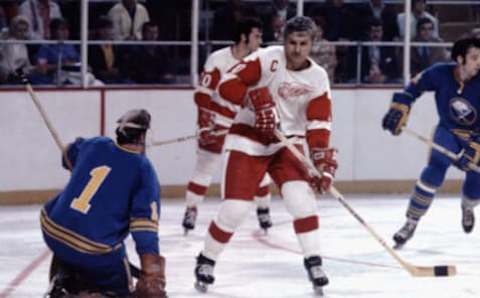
[148,129,228,147]
[402,127,480,174]
[18,71,73,170]
[274,130,457,277]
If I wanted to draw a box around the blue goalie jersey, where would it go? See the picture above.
[395,63,480,132]
[41,136,161,257]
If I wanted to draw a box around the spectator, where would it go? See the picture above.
[0,15,32,83]
[397,0,439,40]
[411,17,448,76]
[107,0,150,40]
[360,18,400,84]
[127,22,174,84]
[0,6,7,33]
[310,21,337,82]
[469,26,480,39]
[261,0,295,42]
[322,0,357,41]
[88,16,128,84]
[18,0,63,40]
[212,0,257,41]
[262,13,284,43]
[355,0,399,41]
[33,18,79,84]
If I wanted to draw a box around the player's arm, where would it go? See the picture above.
[194,67,220,145]
[130,163,166,298]
[217,58,262,125]
[305,93,337,194]
[62,137,85,170]
[382,68,436,135]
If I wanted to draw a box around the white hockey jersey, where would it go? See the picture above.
[218,46,333,156]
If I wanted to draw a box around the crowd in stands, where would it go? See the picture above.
[0,0,478,86]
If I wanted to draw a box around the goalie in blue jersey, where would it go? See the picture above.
[382,37,480,248]
[41,109,166,297]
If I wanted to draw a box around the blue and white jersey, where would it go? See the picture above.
[41,136,160,256]
[395,63,480,133]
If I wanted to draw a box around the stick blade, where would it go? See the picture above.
[409,265,457,277]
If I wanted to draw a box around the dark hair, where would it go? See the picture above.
[95,16,113,29]
[283,16,317,41]
[142,21,158,35]
[233,17,262,44]
[115,109,151,145]
[368,18,383,30]
[451,37,480,62]
[50,18,68,33]
[416,17,433,33]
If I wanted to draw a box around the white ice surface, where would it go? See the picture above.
[0,195,479,298]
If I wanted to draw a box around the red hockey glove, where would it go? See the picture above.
[249,87,277,140]
[133,254,167,298]
[310,147,338,193]
[198,107,216,146]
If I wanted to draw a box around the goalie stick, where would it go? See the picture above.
[402,127,480,174]
[274,129,457,277]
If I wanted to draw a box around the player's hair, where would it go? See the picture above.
[116,109,151,145]
[283,16,317,41]
[451,38,480,62]
[233,17,262,44]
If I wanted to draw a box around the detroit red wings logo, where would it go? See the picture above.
[277,82,314,100]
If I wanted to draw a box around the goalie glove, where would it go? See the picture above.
[133,254,167,298]
[310,147,338,194]
[455,135,480,171]
[249,87,278,141]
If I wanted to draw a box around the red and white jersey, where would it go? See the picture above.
[218,46,332,156]
[194,46,241,127]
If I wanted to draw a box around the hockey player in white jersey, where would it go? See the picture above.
[182,17,273,234]
[194,16,337,296]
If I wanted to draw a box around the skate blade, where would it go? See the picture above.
[194,281,208,293]
[313,285,325,297]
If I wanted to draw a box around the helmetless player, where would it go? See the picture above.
[383,38,480,248]
[182,17,273,234]
[194,16,337,296]
[41,109,166,298]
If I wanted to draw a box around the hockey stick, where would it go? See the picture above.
[274,130,457,277]
[17,71,73,170]
[148,129,228,147]
[402,127,480,174]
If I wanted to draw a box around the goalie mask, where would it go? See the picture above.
[115,109,151,145]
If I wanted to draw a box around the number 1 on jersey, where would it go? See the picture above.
[70,166,111,214]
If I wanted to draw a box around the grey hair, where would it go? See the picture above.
[283,16,317,41]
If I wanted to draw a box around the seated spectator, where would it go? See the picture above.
[310,21,337,82]
[360,18,400,84]
[126,22,174,84]
[411,17,448,76]
[262,13,284,43]
[397,0,439,40]
[212,0,257,41]
[108,0,150,40]
[0,6,7,33]
[18,0,63,40]
[355,0,398,41]
[0,16,32,83]
[322,0,357,41]
[88,16,129,84]
[260,0,295,42]
[32,18,79,84]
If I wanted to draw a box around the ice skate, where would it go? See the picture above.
[461,204,475,233]
[194,253,215,293]
[304,256,328,296]
[256,207,272,233]
[393,218,418,249]
[182,206,197,235]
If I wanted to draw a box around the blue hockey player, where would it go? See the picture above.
[41,109,166,297]
[382,37,480,248]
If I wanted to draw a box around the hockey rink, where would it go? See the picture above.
[0,195,479,298]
